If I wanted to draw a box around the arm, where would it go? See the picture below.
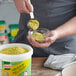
[27,16,76,48]
[55,16,76,39]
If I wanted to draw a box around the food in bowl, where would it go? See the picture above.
[31,32,46,42]
[0,46,29,55]
[29,28,50,42]
[27,19,39,30]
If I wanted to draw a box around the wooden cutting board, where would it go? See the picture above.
[31,57,60,76]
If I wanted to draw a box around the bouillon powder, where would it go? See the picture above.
[0,46,29,55]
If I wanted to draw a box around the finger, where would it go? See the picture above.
[27,36,51,48]
[27,36,32,43]
[38,42,51,48]
[25,0,34,12]
[19,9,29,13]
[45,38,55,45]
[15,0,30,13]
[18,4,30,13]
[28,38,43,47]
[45,37,52,42]
[31,40,51,48]
[23,3,30,14]
[18,1,30,14]
[30,37,52,48]
[30,38,40,46]
[27,36,38,46]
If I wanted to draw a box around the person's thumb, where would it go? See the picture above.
[45,37,53,42]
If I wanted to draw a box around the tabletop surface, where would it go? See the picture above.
[31,57,60,76]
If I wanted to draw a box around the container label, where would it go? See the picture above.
[2,58,31,76]
[11,29,19,36]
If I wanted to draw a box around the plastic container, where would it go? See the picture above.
[8,33,15,43]
[0,31,8,41]
[0,31,9,45]
[28,28,50,42]
[0,43,33,76]
[0,20,6,33]
[0,69,9,76]
[9,24,19,36]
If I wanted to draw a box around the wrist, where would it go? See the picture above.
[51,30,60,40]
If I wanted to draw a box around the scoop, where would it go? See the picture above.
[27,12,39,30]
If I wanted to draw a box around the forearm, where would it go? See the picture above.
[54,16,76,39]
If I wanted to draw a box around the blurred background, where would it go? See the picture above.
[0,0,19,30]
[0,0,20,44]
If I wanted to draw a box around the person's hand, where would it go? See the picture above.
[14,0,33,14]
[27,30,58,48]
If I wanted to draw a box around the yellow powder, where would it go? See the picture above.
[1,70,8,76]
[28,19,39,30]
[31,32,46,42]
[0,46,29,55]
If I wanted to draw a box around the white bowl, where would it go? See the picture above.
[62,64,76,76]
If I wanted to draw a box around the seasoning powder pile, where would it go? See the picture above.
[31,32,46,42]
[0,46,29,55]
[28,19,39,30]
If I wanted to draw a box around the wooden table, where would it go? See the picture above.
[31,57,60,76]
